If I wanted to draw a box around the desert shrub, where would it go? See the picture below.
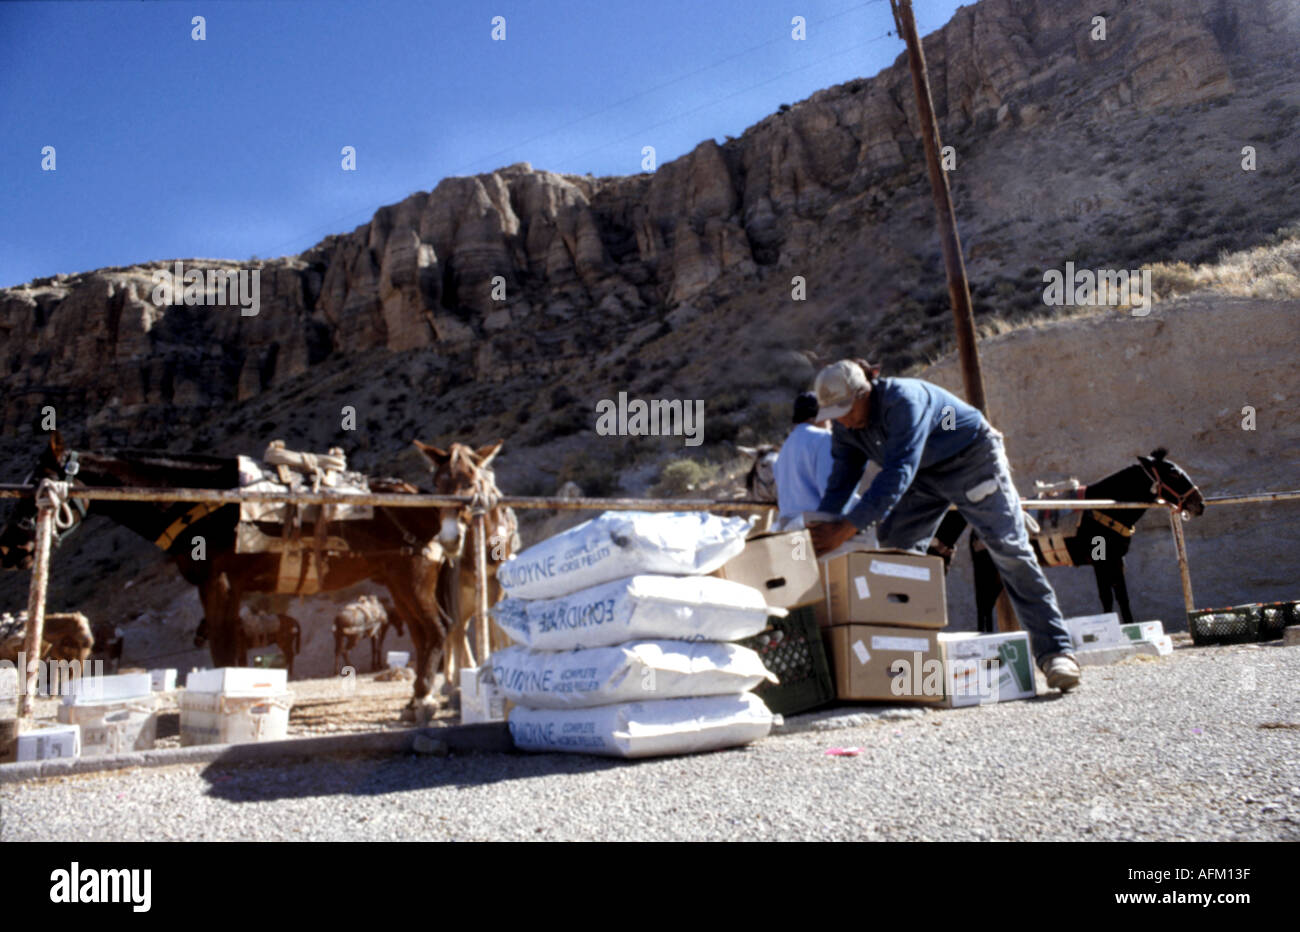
[651,458,719,497]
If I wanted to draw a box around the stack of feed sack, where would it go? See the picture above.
[492,511,785,758]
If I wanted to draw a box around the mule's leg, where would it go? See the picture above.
[1113,560,1135,625]
[971,538,1001,634]
[333,630,343,676]
[1093,562,1116,615]
[381,575,440,723]
[201,571,239,667]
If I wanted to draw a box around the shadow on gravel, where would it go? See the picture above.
[194,745,638,803]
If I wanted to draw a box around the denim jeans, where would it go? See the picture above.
[875,426,1074,662]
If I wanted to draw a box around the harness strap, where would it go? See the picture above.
[154,502,222,550]
[1089,510,1134,537]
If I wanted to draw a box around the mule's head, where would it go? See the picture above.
[412,439,505,559]
[737,444,780,504]
[1138,447,1205,518]
[0,431,83,570]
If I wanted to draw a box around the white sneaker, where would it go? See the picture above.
[1040,653,1081,692]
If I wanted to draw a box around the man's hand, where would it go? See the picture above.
[809,518,858,556]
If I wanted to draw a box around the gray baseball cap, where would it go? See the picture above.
[813,360,871,420]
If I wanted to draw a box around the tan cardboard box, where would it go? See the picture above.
[825,624,944,703]
[824,550,947,628]
[714,530,822,610]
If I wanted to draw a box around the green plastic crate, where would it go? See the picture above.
[740,605,834,716]
[1188,604,1261,646]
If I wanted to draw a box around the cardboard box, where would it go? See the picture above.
[150,669,177,692]
[1065,613,1124,649]
[824,550,947,628]
[386,651,411,669]
[825,625,944,703]
[62,672,153,707]
[185,667,288,695]
[714,530,822,609]
[1121,621,1165,642]
[460,666,506,724]
[939,632,1037,707]
[16,722,80,761]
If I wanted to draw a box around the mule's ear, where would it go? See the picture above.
[1150,447,1168,461]
[412,440,449,466]
[476,440,504,468]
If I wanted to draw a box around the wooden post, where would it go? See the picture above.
[889,0,1016,631]
[18,487,57,718]
[1167,508,1196,615]
[473,511,490,664]
[889,0,987,412]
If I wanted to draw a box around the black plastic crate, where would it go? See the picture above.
[1259,600,1300,640]
[1188,604,1262,646]
[740,605,834,716]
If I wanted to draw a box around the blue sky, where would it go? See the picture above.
[0,0,967,288]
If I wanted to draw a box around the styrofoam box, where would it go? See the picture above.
[62,672,154,706]
[16,723,80,761]
[1,665,17,704]
[179,690,292,746]
[387,651,410,669]
[150,669,177,692]
[58,696,158,757]
[185,667,287,695]
[460,667,505,724]
[1121,621,1165,642]
[1134,634,1174,657]
[1064,613,1124,649]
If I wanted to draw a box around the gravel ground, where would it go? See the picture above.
[2,641,1297,841]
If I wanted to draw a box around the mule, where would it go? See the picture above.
[929,448,1204,630]
[412,440,518,693]
[237,610,302,679]
[0,432,453,721]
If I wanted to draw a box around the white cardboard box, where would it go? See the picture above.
[179,690,292,745]
[62,672,154,706]
[1065,613,1125,649]
[938,632,1037,707]
[386,651,410,669]
[461,666,506,724]
[185,667,288,695]
[1121,621,1165,642]
[16,722,80,761]
[150,669,177,692]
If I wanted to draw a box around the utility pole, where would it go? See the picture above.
[889,0,1016,631]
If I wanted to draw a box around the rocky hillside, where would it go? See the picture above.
[2,0,1298,654]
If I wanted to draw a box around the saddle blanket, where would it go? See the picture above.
[1030,483,1086,568]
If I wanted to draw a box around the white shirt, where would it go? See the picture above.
[774,423,834,522]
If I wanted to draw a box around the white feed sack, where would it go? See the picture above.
[491,640,777,710]
[491,574,784,650]
[508,692,777,758]
[496,510,753,600]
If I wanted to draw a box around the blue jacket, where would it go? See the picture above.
[774,423,833,520]
[818,377,987,529]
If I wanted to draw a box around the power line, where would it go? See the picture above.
[256,3,893,260]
